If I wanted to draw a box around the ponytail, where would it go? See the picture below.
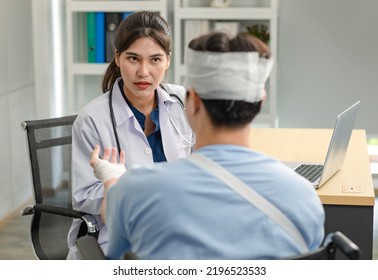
[102,59,121,93]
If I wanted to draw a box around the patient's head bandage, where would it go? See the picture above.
[183,48,273,103]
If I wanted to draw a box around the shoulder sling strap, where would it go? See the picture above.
[188,153,309,253]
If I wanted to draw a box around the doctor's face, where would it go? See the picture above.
[115,37,170,102]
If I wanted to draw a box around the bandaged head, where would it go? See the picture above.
[183,48,273,103]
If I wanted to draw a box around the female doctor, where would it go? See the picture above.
[67,11,194,259]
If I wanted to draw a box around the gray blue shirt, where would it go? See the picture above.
[106,145,325,260]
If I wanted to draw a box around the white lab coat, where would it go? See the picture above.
[67,79,193,259]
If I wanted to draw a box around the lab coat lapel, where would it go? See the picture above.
[111,79,144,135]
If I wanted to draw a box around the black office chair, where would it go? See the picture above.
[21,115,99,260]
[76,231,361,260]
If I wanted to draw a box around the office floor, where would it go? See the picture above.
[0,197,378,260]
[0,214,36,259]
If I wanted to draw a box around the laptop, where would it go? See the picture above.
[286,101,360,189]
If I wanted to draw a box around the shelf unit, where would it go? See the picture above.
[65,0,167,114]
[173,0,278,127]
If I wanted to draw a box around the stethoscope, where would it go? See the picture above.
[109,83,195,155]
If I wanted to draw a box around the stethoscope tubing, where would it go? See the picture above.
[109,84,122,155]
[108,84,194,156]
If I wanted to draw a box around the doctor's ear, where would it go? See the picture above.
[114,51,120,67]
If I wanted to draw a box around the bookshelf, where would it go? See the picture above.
[173,0,278,127]
[65,0,167,114]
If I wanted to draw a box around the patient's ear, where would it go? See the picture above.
[187,90,201,114]
[194,93,202,113]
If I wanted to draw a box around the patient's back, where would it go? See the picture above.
[106,146,325,260]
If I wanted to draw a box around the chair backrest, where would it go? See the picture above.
[21,115,77,259]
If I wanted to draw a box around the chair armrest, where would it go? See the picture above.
[330,231,362,260]
[22,203,99,236]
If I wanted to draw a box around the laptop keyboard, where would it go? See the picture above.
[294,164,324,183]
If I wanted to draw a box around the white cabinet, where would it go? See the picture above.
[173,0,278,127]
[65,0,167,114]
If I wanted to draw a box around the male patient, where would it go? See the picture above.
[90,32,325,260]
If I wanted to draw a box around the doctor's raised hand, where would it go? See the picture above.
[90,145,126,222]
[91,145,126,187]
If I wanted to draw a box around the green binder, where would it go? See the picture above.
[87,12,96,63]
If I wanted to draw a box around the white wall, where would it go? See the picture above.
[0,0,67,222]
[32,0,66,118]
[0,0,36,221]
[277,0,378,136]
[32,0,55,118]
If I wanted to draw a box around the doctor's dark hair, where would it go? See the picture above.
[188,32,271,128]
[102,11,172,93]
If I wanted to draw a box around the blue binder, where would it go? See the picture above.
[95,12,105,63]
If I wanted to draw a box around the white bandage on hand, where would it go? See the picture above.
[93,159,127,183]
